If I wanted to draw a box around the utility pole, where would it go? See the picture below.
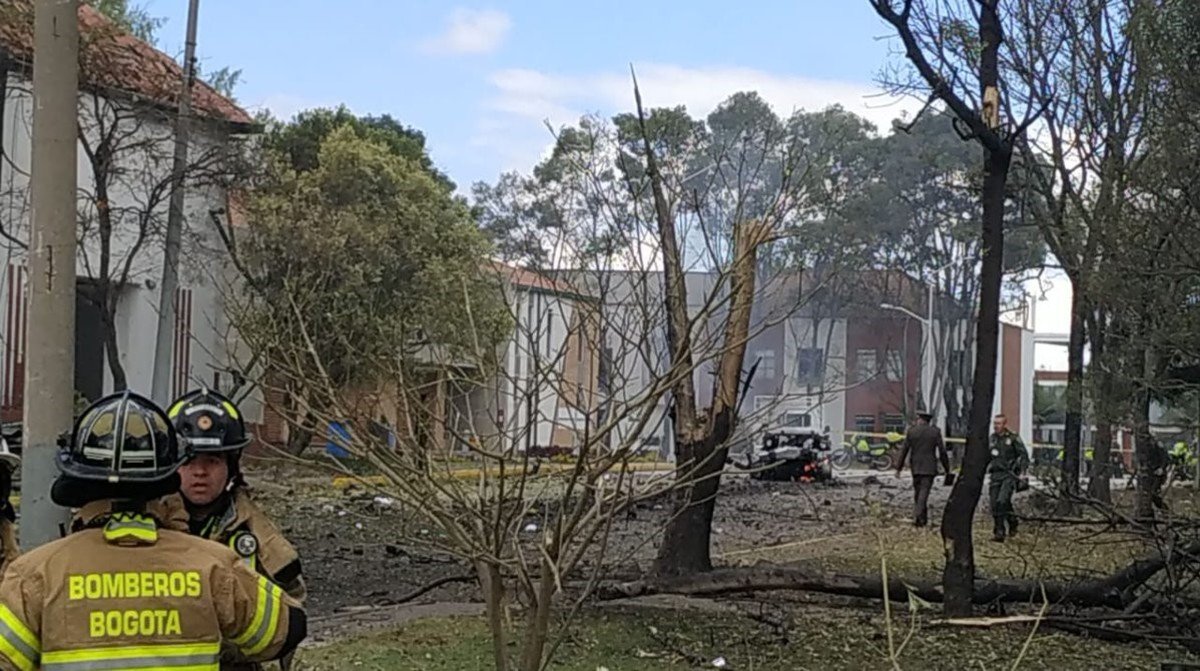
[150,0,200,405]
[23,0,80,548]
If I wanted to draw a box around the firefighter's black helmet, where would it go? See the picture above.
[56,390,185,484]
[167,387,252,453]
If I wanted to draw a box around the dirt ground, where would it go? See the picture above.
[238,458,1200,667]
[243,459,1135,622]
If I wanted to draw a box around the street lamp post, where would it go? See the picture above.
[881,262,955,423]
[880,302,931,418]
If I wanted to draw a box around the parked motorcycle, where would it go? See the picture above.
[831,433,901,470]
[1055,446,1136,478]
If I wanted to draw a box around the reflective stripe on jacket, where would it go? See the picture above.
[0,499,303,671]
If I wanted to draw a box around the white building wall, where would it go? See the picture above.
[499,286,586,451]
[0,72,235,406]
[778,316,848,446]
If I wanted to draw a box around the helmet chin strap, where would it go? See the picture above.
[225,449,245,492]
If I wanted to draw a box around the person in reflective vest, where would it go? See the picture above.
[0,391,306,671]
[168,388,305,670]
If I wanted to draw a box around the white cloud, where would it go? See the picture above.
[485,63,920,135]
[469,62,923,185]
[421,8,512,56]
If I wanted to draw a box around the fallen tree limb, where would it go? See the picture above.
[324,574,476,615]
[933,614,1155,628]
[599,561,1191,610]
[597,565,1128,608]
[386,574,476,606]
[599,539,1200,610]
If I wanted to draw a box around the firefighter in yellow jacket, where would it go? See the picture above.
[169,388,305,669]
[0,390,307,671]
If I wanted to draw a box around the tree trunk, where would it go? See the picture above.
[631,73,712,575]
[1058,288,1086,513]
[1087,317,1114,504]
[284,412,315,457]
[478,561,509,671]
[940,146,1010,618]
[654,439,714,575]
[654,220,763,576]
[101,299,127,392]
[519,556,554,671]
[1089,420,1115,504]
[1134,348,1159,519]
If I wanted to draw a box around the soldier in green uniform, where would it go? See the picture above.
[987,413,1029,542]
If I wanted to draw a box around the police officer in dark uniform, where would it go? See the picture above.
[987,413,1029,542]
[895,407,950,527]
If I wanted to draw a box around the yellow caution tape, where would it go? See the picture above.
[843,430,1098,451]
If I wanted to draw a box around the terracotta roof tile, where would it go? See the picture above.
[486,260,586,297]
[0,1,253,126]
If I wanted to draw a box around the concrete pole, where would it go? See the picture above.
[150,0,199,405]
[23,0,80,548]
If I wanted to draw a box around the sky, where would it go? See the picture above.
[143,0,1072,367]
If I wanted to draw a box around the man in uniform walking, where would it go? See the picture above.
[0,390,306,671]
[895,407,950,527]
[169,387,305,670]
[988,413,1030,542]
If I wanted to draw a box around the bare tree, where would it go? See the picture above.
[1007,0,1152,507]
[225,142,752,670]
[869,0,1045,616]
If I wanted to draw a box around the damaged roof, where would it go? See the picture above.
[0,0,253,127]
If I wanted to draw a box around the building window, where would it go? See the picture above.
[854,415,876,434]
[882,414,906,433]
[795,348,825,385]
[885,350,903,382]
[855,349,877,382]
[754,396,776,414]
[783,411,811,428]
[599,347,613,395]
[755,350,776,379]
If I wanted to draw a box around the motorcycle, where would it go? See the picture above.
[831,433,901,470]
[1055,446,1135,478]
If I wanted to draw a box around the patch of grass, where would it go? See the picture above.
[718,494,1144,585]
[294,607,1194,670]
[744,522,1144,583]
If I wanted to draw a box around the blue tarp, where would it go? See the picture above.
[326,421,351,458]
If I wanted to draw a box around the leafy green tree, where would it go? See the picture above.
[858,114,1045,436]
[225,126,508,453]
[87,0,162,41]
[262,106,454,190]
